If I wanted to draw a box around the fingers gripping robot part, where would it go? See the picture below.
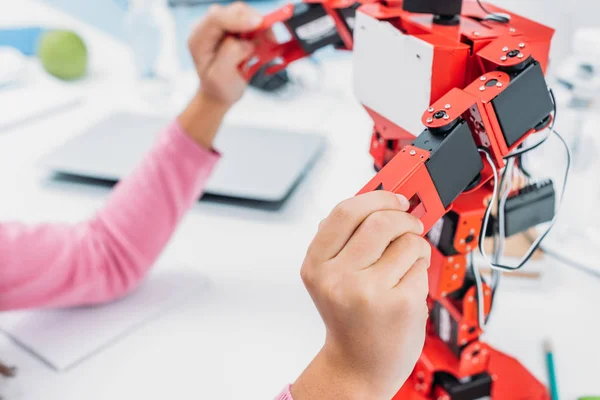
[239,1,556,398]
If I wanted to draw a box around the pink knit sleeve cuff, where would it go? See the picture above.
[274,385,293,400]
[165,119,221,165]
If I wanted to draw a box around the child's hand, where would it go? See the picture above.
[188,2,262,108]
[179,3,262,150]
[293,191,431,400]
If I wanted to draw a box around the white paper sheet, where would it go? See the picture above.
[0,270,209,371]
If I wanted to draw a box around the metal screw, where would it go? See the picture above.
[426,117,433,123]
[466,245,472,251]
[462,325,468,331]
[519,42,525,48]
[518,53,524,59]
[485,290,491,296]
[441,291,447,297]
[462,339,468,345]
[410,150,417,156]
[460,238,466,244]
[452,274,458,280]
[445,104,451,109]
[510,27,516,33]
[502,46,509,52]
[480,76,487,81]
[428,107,435,112]
[500,56,508,61]
[455,263,460,269]
[469,229,476,234]
[468,296,474,302]
[479,86,486,91]
[448,257,454,262]
[373,141,379,149]
[443,115,450,120]
[496,82,503,88]
[474,31,481,36]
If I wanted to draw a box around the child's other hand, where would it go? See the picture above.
[188,2,262,108]
[293,191,431,400]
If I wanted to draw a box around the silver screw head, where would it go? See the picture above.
[510,27,516,32]
[445,104,451,109]
[479,86,486,91]
[426,117,433,123]
[443,115,450,120]
[496,82,503,88]
[500,55,508,61]
[518,53,524,59]
[428,107,435,112]
[410,150,417,156]
[519,42,525,48]
[480,76,487,81]
[474,31,481,36]
[502,46,509,52]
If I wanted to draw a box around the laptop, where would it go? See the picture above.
[40,112,326,203]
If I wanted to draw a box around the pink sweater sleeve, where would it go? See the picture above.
[275,385,293,400]
[0,120,219,311]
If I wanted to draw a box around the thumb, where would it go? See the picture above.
[212,37,255,73]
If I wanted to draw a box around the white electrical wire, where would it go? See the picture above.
[479,129,571,272]
[490,158,514,298]
[473,148,500,329]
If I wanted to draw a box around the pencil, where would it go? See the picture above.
[544,339,559,400]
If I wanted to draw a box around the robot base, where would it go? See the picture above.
[393,344,549,400]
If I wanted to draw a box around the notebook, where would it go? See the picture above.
[0,269,209,371]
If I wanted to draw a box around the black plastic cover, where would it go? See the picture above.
[287,3,343,54]
[403,0,462,16]
[492,61,554,148]
[412,120,483,209]
[504,180,555,236]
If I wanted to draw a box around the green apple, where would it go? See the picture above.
[38,30,88,81]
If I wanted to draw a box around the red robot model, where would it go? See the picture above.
[239,1,561,398]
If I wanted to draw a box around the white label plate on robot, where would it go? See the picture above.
[353,11,434,137]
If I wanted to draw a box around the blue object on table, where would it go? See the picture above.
[0,27,46,56]
[544,340,560,400]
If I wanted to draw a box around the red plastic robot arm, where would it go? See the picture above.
[237,0,366,80]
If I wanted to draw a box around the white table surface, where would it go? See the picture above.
[1,1,599,399]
